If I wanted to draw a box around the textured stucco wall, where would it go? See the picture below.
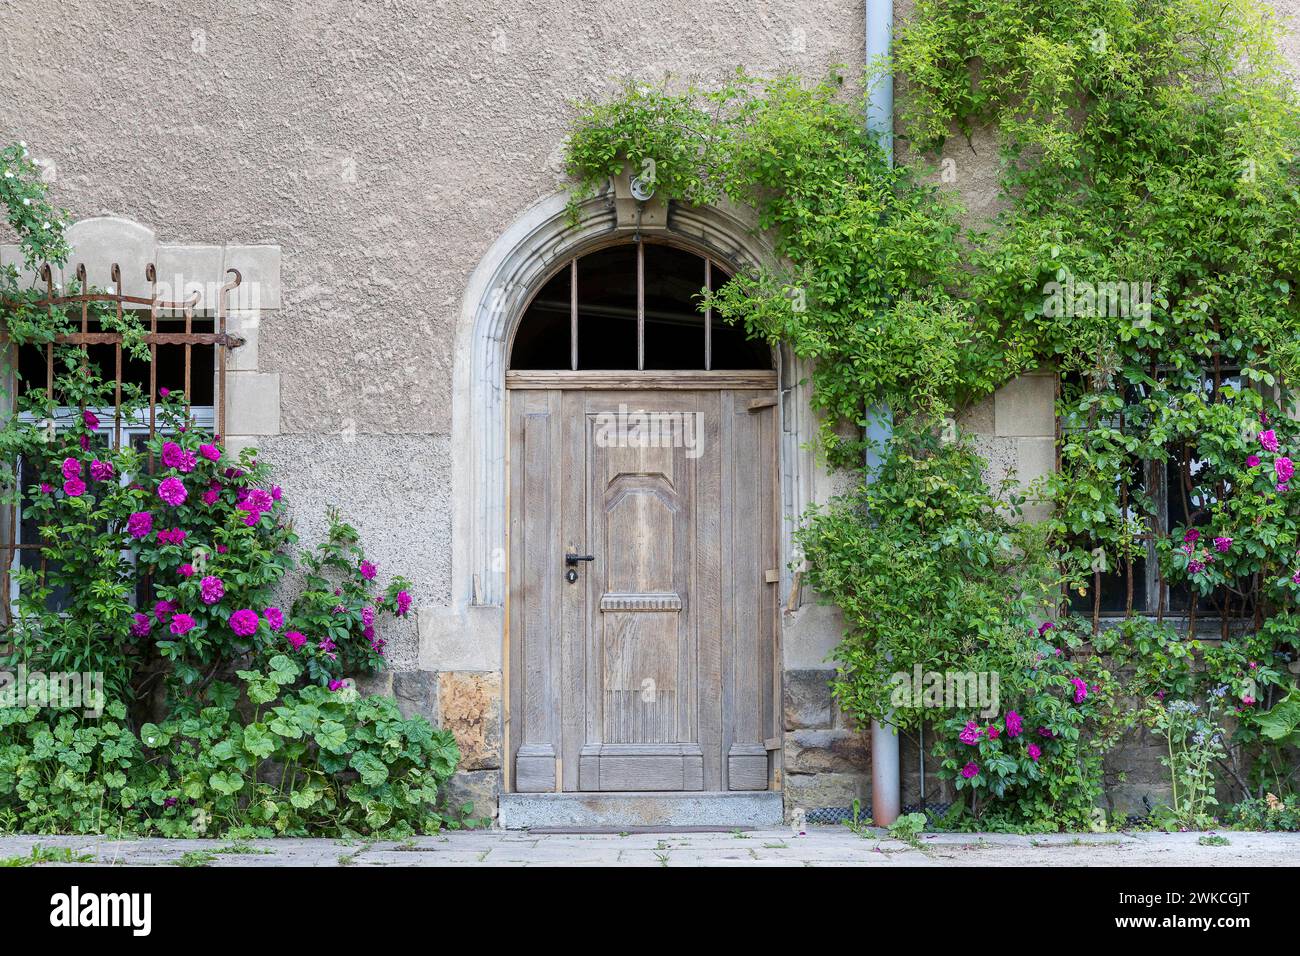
[0,0,862,658]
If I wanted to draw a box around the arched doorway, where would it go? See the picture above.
[506,238,781,794]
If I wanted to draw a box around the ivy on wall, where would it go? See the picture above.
[565,0,1300,827]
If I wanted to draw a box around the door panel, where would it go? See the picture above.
[509,387,777,793]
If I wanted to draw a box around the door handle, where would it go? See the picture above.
[565,552,594,584]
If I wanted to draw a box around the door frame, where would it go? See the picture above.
[504,370,782,794]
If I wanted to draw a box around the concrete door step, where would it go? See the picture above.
[498,791,784,830]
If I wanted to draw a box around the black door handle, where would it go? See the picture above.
[565,552,595,566]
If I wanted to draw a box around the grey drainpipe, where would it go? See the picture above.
[865,0,902,828]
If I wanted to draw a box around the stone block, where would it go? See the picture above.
[439,671,502,771]
[784,729,869,774]
[154,244,225,313]
[994,373,1056,438]
[442,769,501,824]
[225,371,281,436]
[957,395,996,436]
[392,669,439,722]
[65,216,157,297]
[782,772,868,812]
[355,670,393,699]
[784,669,834,730]
[223,244,281,310]
[418,603,503,671]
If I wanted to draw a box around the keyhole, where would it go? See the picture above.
[566,568,578,584]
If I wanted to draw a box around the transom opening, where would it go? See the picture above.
[508,241,771,371]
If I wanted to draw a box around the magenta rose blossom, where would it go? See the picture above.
[39,482,52,494]
[1005,711,1023,737]
[199,575,224,605]
[264,606,284,631]
[1027,743,1042,762]
[328,679,345,692]
[82,409,99,430]
[178,563,195,578]
[161,442,197,473]
[158,476,187,506]
[153,599,174,622]
[229,609,259,637]
[202,488,220,506]
[396,590,412,616]
[286,630,307,651]
[169,613,196,636]
[130,612,151,637]
[62,477,86,497]
[156,527,187,546]
[199,443,221,462]
[1213,536,1232,553]
[1277,457,1294,484]
[89,459,114,482]
[986,724,1000,740]
[1260,429,1280,453]
[1247,454,1262,468]
[127,511,153,539]
[1070,677,1089,703]
[360,560,377,581]
[958,720,983,745]
[61,457,81,480]
[960,761,979,780]
[1183,528,1199,545]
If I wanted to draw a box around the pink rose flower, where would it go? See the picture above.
[130,612,151,637]
[199,443,221,462]
[200,576,224,605]
[1005,711,1022,737]
[61,457,81,480]
[89,459,114,482]
[960,761,979,780]
[1260,429,1280,453]
[264,606,283,631]
[229,609,259,637]
[169,613,196,636]
[158,476,187,506]
[396,590,412,616]
[1027,743,1042,762]
[82,409,99,430]
[127,511,153,539]
[62,477,86,497]
[286,630,307,650]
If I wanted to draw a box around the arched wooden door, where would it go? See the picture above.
[505,242,780,793]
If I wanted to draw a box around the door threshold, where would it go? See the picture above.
[498,791,783,830]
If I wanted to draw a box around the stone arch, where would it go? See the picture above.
[449,190,816,626]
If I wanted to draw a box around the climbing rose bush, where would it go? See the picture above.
[935,629,1116,831]
[6,382,412,699]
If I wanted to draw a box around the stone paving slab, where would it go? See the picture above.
[0,828,1293,867]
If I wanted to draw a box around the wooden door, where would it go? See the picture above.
[509,387,778,793]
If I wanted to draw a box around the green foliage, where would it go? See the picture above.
[934,632,1119,831]
[887,812,928,845]
[799,426,1058,730]
[567,73,994,461]
[287,509,414,687]
[0,659,461,838]
[1142,698,1228,830]
[565,0,1300,828]
[1225,791,1300,830]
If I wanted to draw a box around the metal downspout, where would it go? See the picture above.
[865,0,902,828]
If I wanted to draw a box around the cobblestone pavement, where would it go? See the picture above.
[0,828,1295,866]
